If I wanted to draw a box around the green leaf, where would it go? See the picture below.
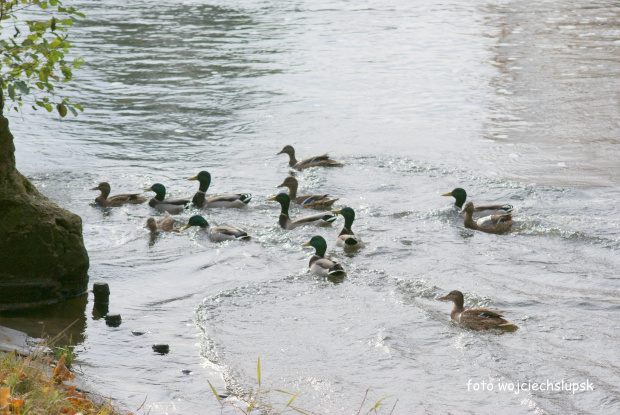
[8,84,15,100]
[14,80,29,94]
[50,0,58,6]
[44,103,53,112]
[68,106,77,116]
[257,357,261,387]
[74,104,83,112]
[207,381,222,407]
[56,103,67,117]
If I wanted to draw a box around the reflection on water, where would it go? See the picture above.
[3,0,620,414]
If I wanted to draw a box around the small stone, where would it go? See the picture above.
[152,344,169,355]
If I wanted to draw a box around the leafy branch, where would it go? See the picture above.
[0,0,85,117]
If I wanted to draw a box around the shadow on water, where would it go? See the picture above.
[0,295,88,347]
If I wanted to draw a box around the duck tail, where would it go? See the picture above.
[240,194,252,204]
[344,237,358,246]
[328,264,346,277]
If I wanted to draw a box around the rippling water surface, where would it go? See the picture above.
[5,0,620,414]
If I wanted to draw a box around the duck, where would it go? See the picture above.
[302,235,346,277]
[277,145,342,170]
[144,183,191,214]
[442,188,513,216]
[277,176,339,209]
[267,193,337,229]
[188,171,252,208]
[182,215,250,242]
[331,207,363,249]
[91,182,146,207]
[145,212,181,233]
[439,290,517,331]
[462,201,514,234]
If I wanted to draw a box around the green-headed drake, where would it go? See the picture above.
[461,201,514,234]
[277,145,342,170]
[277,176,338,210]
[442,187,513,216]
[331,207,363,249]
[439,290,517,331]
[267,193,336,229]
[182,215,250,242]
[144,183,190,214]
[188,171,251,208]
[302,235,346,277]
[91,182,146,207]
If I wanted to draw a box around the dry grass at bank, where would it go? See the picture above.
[0,350,129,415]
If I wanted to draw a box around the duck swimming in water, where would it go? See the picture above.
[144,183,191,214]
[277,145,342,170]
[442,187,513,216]
[145,212,181,233]
[461,201,514,235]
[182,215,250,242]
[439,290,517,331]
[332,207,363,249]
[267,193,337,229]
[91,182,146,207]
[277,176,338,209]
[302,235,346,277]
[188,171,251,208]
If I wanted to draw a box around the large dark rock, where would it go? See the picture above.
[0,115,89,311]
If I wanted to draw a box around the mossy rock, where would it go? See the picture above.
[0,116,89,311]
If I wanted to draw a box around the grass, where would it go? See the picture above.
[0,347,129,415]
[208,358,399,414]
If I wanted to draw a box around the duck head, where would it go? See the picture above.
[183,215,209,230]
[302,235,328,257]
[188,171,212,192]
[145,183,167,201]
[442,187,467,208]
[332,207,355,229]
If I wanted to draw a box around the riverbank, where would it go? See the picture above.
[0,336,129,415]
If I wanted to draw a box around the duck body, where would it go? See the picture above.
[277,145,342,170]
[442,188,513,217]
[91,182,146,207]
[278,176,338,210]
[145,212,181,233]
[145,183,191,214]
[462,202,513,234]
[332,207,363,249]
[440,290,517,331]
[183,215,250,242]
[268,193,336,229]
[302,236,346,277]
[189,171,251,208]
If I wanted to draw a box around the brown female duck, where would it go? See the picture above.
[145,212,181,233]
[462,201,514,234]
[439,290,517,331]
[277,176,338,209]
[91,182,146,207]
[277,145,342,170]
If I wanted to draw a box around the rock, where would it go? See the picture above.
[104,314,122,327]
[152,344,169,355]
[0,115,89,311]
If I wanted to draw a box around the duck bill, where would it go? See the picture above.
[188,176,198,181]
[182,224,191,231]
[441,192,453,197]
[438,295,449,301]
[331,210,342,214]
[301,241,311,246]
[90,187,100,191]
[144,186,153,191]
[266,196,277,201]
[276,183,286,188]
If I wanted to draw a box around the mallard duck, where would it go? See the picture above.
[277,145,342,170]
[145,212,181,233]
[91,182,146,207]
[277,176,338,209]
[442,188,513,215]
[182,215,250,242]
[439,290,517,331]
[332,207,363,249]
[302,235,346,277]
[188,171,252,208]
[267,193,337,229]
[144,183,191,214]
[462,201,514,234]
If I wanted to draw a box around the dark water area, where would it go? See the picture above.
[3,0,620,414]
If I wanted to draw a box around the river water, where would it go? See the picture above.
[5,0,620,414]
